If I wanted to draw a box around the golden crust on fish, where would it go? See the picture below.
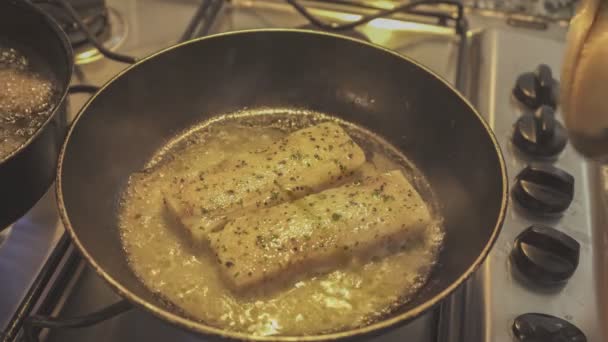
[164,122,366,240]
[209,170,431,290]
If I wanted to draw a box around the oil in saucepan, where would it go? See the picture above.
[119,110,444,336]
[0,42,59,159]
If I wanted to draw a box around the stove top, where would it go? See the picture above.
[1,1,605,341]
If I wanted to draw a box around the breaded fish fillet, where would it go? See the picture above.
[164,122,366,240]
[208,170,431,290]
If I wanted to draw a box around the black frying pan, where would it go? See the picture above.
[0,0,72,230]
[57,29,507,341]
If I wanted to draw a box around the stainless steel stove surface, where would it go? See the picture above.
[0,1,604,341]
[463,0,577,19]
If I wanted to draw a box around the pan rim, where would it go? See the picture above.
[0,0,74,164]
[56,28,508,341]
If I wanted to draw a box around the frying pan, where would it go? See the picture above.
[57,29,507,341]
[0,0,72,230]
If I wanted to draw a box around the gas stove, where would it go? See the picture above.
[0,1,604,341]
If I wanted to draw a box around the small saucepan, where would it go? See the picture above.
[0,0,72,230]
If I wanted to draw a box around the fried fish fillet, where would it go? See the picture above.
[164,122,366,241]
[208,170,432,291]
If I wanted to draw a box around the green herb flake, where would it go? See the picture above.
[331,213,342,221]
[290,151,303,160]
[382,194,395,202]
[270,191,280,201]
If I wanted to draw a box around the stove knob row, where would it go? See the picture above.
[512,165,574,215]
[513,105,568,157]
[511,225,580,286]
[513,64,558,110]
[513,313,586,342]
[510,65,585,342]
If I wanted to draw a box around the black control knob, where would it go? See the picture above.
[513,64,558,109]
[511,225,580,285]
[513,165,574,215]
[513,313,586,342]
[513,106,568,157]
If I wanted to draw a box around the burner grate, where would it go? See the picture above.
[33,0,136,64]
[180,0,467,43]
[35,0,109,47]
[179,0,469,91]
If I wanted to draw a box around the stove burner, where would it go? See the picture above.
[66,11,108,47]
[296,24,369,42]
[72,7,128,64]
[38,0,109,47]
[36,1,128,64]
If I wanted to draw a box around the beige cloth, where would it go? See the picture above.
[561,0,608,159]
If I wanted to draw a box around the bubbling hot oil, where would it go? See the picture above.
[119,110,444,336]
[0,45,58,158]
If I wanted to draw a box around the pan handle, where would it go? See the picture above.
[22,299,132,342]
